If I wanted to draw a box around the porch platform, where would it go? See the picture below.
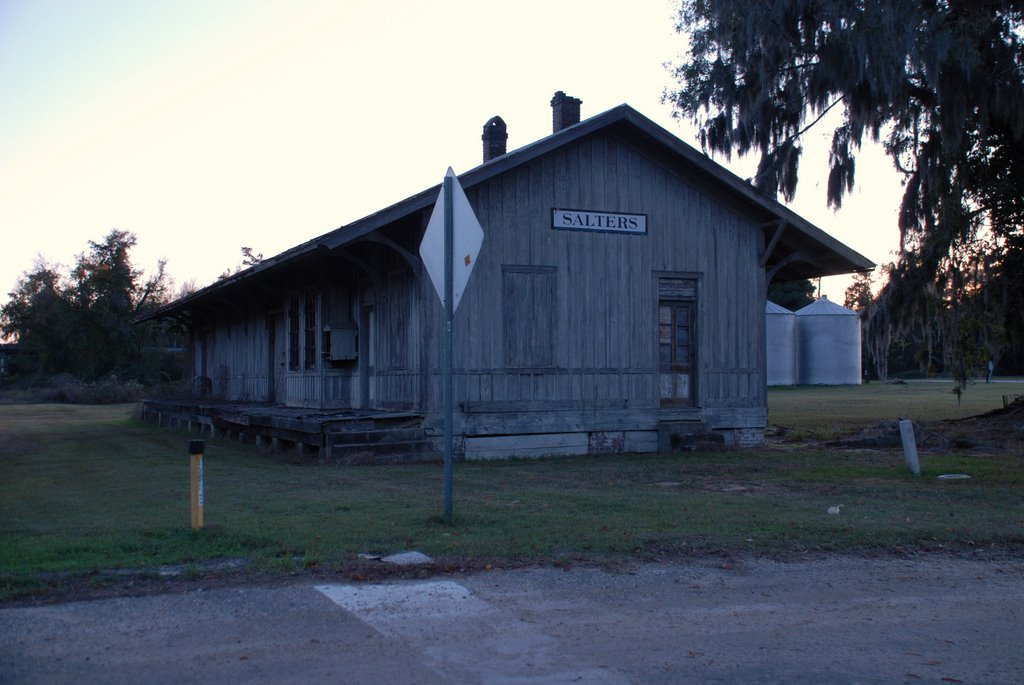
[139,399,441,464]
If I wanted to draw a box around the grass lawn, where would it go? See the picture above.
[768,379,1019,435]
[1,385,1022,602]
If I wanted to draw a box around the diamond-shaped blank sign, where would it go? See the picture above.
[418,167,484,313]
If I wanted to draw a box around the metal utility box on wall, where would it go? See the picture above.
[328,326,358,361]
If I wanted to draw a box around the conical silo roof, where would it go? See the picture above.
[795,295,858,317]
[766,301,794,315]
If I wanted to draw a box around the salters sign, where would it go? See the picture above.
[552,208,647,235]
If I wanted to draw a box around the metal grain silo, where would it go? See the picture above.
[765,301,797,386]
[795,296,862,385]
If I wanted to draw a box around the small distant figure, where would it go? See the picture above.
[987,359,994,383]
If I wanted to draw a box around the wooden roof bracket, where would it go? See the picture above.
[326,250,382,291]
[759,219,788,269]
[361,233,423,276]
[765,251,809,285]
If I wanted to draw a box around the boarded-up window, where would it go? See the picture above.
[658,277,698,406]
[503,266,557,368]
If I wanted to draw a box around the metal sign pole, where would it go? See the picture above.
[419,167,482,524]
[443,175,455,522]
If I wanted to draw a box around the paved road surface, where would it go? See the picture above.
[3,555,1022,684]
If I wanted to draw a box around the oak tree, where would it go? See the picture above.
[666,0,1024,384]
[1,230,177,382]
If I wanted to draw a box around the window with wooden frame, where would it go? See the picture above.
[303,291,318,370]
[658,277,698,406]
[321,285,358,367]
[288,296,300,371]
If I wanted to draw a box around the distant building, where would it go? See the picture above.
[141,93,872,458]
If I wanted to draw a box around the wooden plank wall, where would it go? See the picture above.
[374,267,420,408]
[195,130,767,439]
[398,131,765,421]
[202,302,270,402]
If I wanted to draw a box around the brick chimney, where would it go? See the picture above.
[551,91,582,132]
[482,116,508,162]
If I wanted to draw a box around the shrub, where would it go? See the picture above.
[42,375,146,404]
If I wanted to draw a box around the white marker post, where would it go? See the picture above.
[419,168,484,522]
[898,419,921,476]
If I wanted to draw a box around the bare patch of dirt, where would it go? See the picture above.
[934,396,1024,452]
[1,555,523,608]
[776,397,1024,455]
[648,478,790,496]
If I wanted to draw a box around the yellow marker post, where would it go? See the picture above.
[189,439,204,529]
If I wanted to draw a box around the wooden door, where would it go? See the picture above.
[358,305,375,408]
[267,314,277,403]
[266,313,285,403]
[658,300,695,406]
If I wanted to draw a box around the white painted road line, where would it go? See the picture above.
[315,580,632,684]
[315,580,494,635]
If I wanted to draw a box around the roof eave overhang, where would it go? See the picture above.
[140,104,874,322]
[611,108,874,280]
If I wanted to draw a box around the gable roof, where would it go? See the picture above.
[141,104,873,321]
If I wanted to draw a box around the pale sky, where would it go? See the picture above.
[1,0,905,309]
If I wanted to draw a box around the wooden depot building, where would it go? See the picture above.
[140,92,873,461]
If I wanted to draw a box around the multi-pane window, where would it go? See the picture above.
[303,291,317,370]
[288,297,300,371]
[288,292,319,371]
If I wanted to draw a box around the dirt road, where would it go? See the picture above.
[2,554,1022,684]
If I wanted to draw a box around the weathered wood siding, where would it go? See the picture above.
[374,267,422,409]
[409,132,766,427]
[190,129,768,449]
[198,302,270,402]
